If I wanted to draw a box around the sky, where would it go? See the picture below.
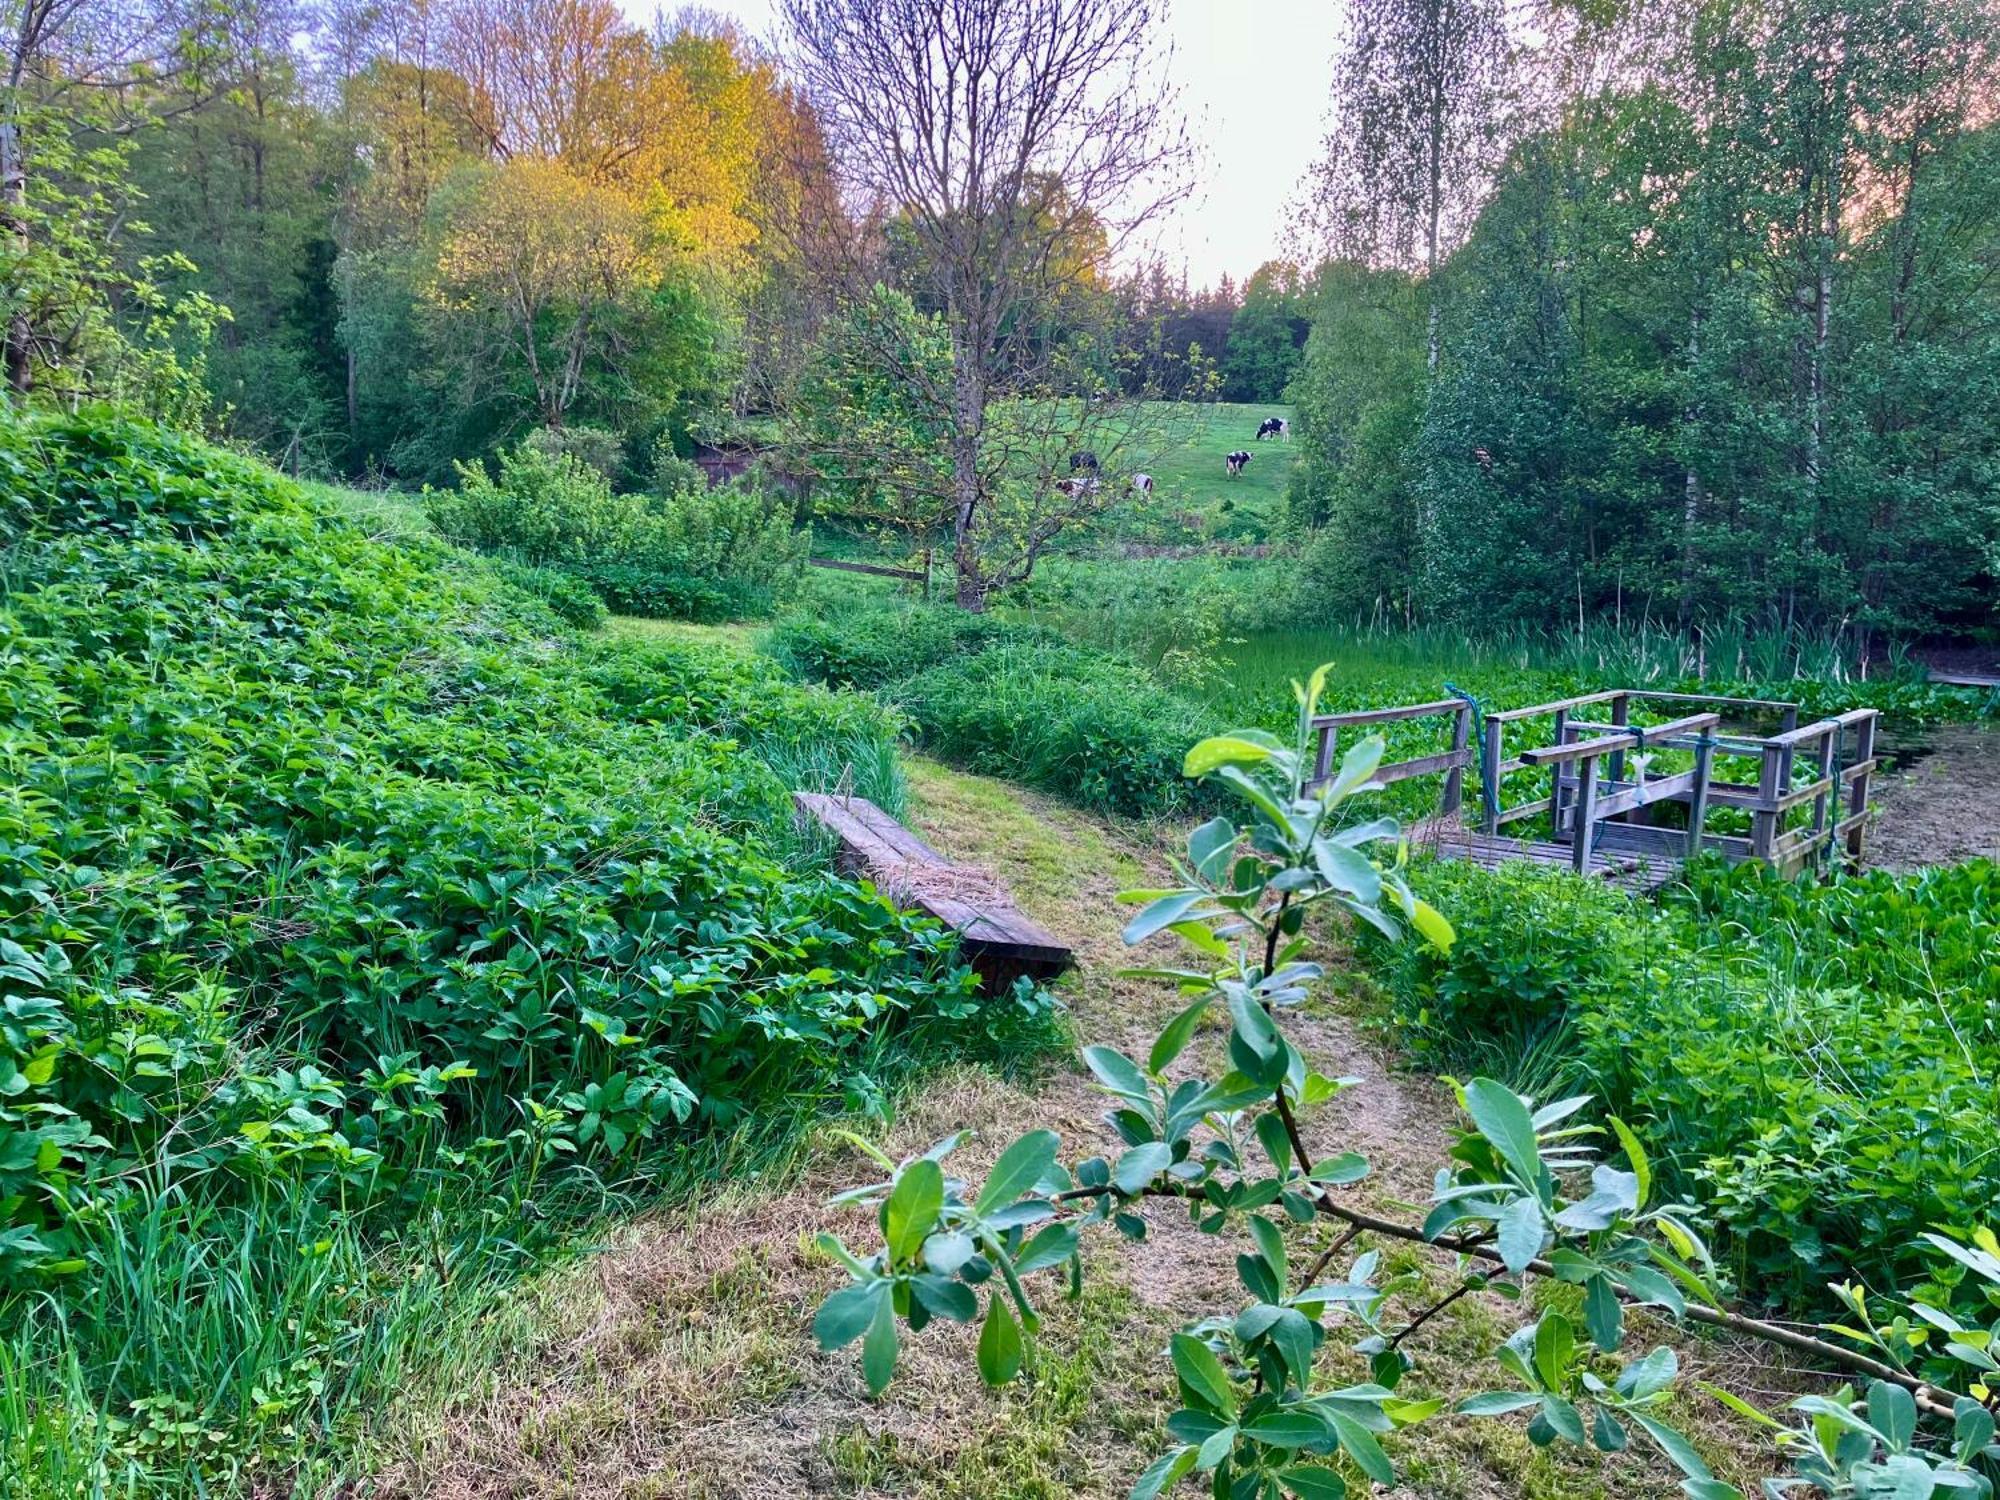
[619,0,1344,289]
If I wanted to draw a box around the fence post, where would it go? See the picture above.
[1846,711,1877,863]
[1687,734,1713,860]
[1751,743,1782,864]
[1570,755,1600,874]
[1442,703,1471,822]
[1480,717,1504,834]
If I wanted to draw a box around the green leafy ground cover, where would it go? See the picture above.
[0,412,1052,1492]
[1356,854,2000,1316]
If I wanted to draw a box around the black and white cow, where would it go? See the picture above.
[1069,450,1100,472]
[1255,416,1289,440]
[1130,472,1154,495]
[1225,450,1252,476]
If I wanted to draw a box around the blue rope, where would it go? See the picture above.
[1445,682,1499,829]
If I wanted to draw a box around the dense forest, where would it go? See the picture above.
[13,0,1990,637]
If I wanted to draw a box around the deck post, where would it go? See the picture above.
[1570,756,1600,874]
[1687,734,1714,860]
[1550,709,1572,837]
[1751,744,1781,864]
[1312,723,1336,788]
[1480,717,1503,834]
[1846,712,1877,863]
[1607,693,1630,785]
[1441,703,1471,822]
[1810,729,1837,866]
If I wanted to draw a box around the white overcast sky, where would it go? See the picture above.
[620,0,1344,288]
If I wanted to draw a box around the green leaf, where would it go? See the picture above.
[1124,891,1207,946]
[1308,1152,1369,1185]
[1539,1395,1586,1444]
[1083,1045,1151,1101]
[1583,1275,1622,1352]
[1463,1078,1542,1191]
[1114,1142,1171,1196]
[1244,1410,1332,1448]
[1311,840,1381,902]
[912,1274,977,1323]
[1497,1195,1545,1273]
[1325,1410,1393,1484]
[813,1279,886,1350]
[1456,1391,1542,1416]
[1278,1464,1348,1499]
[1227,989,1280,1062]
[1248,1214,1289,1286]
[1867,1381,1917,1451]
[976,1295,1023,1386]
[1188,816,1239,882]
[1129,1446,1199,1500]
[1171,1332,1238,1417]
[1532,1312,1574,1390]
[861,1292,899,1396]
[977,1129,1060,1217]
[1150,996,1212,1074]
[1608,1116,1651,1208]
[1628,1412,1714,1481]
[1185,735,1278,778]
[1015,1222,1080,1273]
[883,1159,944,1264]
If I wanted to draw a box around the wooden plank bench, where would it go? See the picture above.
[793,792,1073,993]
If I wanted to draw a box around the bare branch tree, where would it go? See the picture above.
[776,0,1191,609]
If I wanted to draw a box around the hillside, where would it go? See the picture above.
[0,412,1040,1491]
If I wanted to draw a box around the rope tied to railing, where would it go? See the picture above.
[1444,682,1500,830]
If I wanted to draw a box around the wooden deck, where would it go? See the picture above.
[1315,688,1883,891]
[793,792,1073,992]
[1416,822,1682,893]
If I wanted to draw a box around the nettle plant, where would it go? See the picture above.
[814,672,2000,1499]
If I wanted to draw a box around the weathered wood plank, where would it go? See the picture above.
[1488,690,1623,724]
[1311,697,1464,729]
[793,792,1072,990]
[808,557,929,582]
[1372,748,1475,786]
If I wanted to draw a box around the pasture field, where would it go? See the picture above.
[1095,399,1299,545]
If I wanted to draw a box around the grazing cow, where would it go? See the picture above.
[1225,450,1253,476]
[1131,472,1154,495]
[1255,416,1288,440]
[1069,450,1099,472]
[1056,475,1099,498]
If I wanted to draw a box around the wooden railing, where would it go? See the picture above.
[1301,687,1881,879]
[1305,697,1474,819]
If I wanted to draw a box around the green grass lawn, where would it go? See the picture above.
[1092,400,1298,547]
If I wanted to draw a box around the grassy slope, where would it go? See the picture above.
[1094,401,1299,544]
[357,758,1785,1500]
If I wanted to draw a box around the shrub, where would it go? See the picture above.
[768,606,1062,690]
[489,557,607,628]
[0,409,1031,1485]
[424,437,808,620]
[521,422,626,481]
[768,609,1220,817]
[894,641,1220,818]
[1364,855,2000,1313]
[425,441,633,563]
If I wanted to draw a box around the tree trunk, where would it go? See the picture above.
[949,328,986,612]
[1,114,30,395]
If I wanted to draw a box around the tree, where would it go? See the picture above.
[0,0,220,408]
[420,156,677,431]
[1222,261,1311,404]
[777,0,1190,610]
[1308,0,1511,372]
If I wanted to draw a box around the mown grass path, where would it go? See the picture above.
[364,759,1786,1500]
